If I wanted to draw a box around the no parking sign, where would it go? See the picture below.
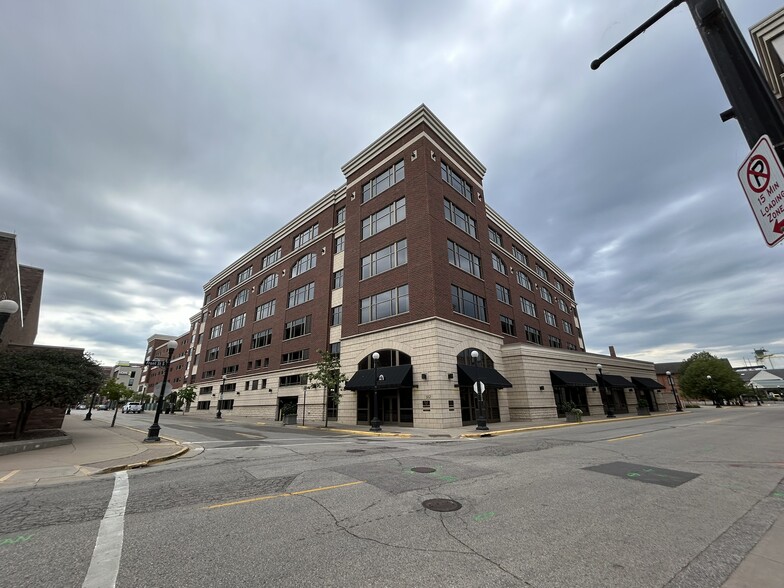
[738,134,784,247]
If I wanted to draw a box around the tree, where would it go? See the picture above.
[101,379,134,427]
[177,384,197,412]
[679,351,747,405]
[0,347,105,438]
[307,350,347,427]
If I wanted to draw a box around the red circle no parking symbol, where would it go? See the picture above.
[747,155,770,193]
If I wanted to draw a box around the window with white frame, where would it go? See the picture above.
[540,287,552,303]
[563,320,574,334]
[360,285,409,323]
[335,234,345,253]
[255,300,276,321]
[362,160,404,203]
[447,240,481,278]
[225,339,242,356]
[555,280,564,292]
[491,252,507,275]
[332,269,343,289]
[558,298,568,312]
[496,284,511,305]
[259,273,278,293]
[251,329,272,349]
[331,305,342,326]
[513,246,529,266]
[209,324,223,339]
[217,281,230,296]
[206,347,219,361]
[361,197,406,239]
[237,267,252,285]
[213,301,227,317]
[336,206,345,225]
[287,282,315,308]
[517,272,532,290]
[261,247,282,269]
[229,313,246,331]
[291,253,316,277]
[488,227,503,247]
[234,289,249,306]
[361,239,407,279]
[521,297,537,317]
[544,310,557,326]
[536,265,549,281]
[443,198,476,237]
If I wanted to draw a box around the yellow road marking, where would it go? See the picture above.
[607,434,643,442]
[0,470,20,483]
[205,481,365,510]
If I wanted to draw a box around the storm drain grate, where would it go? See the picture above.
[411,467,437,473]
[422,498,462,512]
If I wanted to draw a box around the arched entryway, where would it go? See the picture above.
[346,349,414,427]
[456,348,510,426]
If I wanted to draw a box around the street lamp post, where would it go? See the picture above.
[707,374,721,407]
[84,389,98,421]
[370,352,381,432]
[471,350,489,431]
[0,299,19,345]
[144,340,177,442]
[666,370,683,412]
[597,364,615,418]
[217,375,226,419]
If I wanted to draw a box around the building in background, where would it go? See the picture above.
[111,361,144,393]
[751,7,784,109]
[159,106,669,428]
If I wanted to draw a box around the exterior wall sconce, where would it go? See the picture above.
[539,386,545,391]
[421,373,427,380]
[447,373,453,379]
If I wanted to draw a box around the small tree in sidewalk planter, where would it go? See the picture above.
[281,401,298,425]
[177,385,197,412]
[101,379,134,427]
[637,398,650,415]
[560,401,583,423]
[307,350,347,427]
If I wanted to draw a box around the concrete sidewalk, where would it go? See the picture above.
[0,412,187,488]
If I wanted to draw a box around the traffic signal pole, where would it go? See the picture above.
[592,0,784,157]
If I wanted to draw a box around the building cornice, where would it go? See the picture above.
[341,104,486,181]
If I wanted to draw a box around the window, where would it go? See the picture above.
[525,325,542,345]
[226,339,243,356]
[282,349,309,364]
[237,267,253,284]
[521,297,537,317]
[361,239,407,279]
[362,160,404,203]
[488,227,503,247]
[496,284,511,305]
[197,401,211,410]
[329,342,341,358]
[536,265,549,281]
[284,315,312,340]
[491,252,506,275]
[288,282,315,308]
[229,313,246,331]
[294,224,319,249]
[555,280,564,292]
[222,366,239,376]
[331,305,342,326]
[291,253,316,277]
[517,272,532,290]
[234,289,249,306]
[263,358,270,367]
[255,299,276,320]
[336,206,346,225]
[441,161,472,202]
[360,284,409,323]
[544,310,557,326]
[361,197,406,239]
[199,386,213,396]
[567,343,578,351]
[447,240,481,278]
[500,315,516,336]
[451,285,487,321]
[443,199,476,237]
[335,234,345,253]
[332,269,344,289]
[261,247,282,269]
[203,369,216,378]
[558,299,568,312]
[541,287,552,303]
[251,328,272,349]
[548,335,562,348]
[280,374,305,387]
[209,324,223,339]
[513,247,529,266]
[213,301,227,317]
[259,273,278,293]
[563,321,574,334]
[206,347,219,362]
[217,281,230,296]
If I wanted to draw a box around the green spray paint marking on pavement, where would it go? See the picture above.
[0,534,33,546]
[627,472,640,478]
[773,491,784,498]
[474,512,495,522]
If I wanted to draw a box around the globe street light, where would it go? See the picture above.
[370,352,381,432]
[144,340,177,442]
[0,298,19,344]
[707,374,721,408]
[597,364,615,418]
[666,370,683,412]
[471,350,489,431]
[217,375,226,419]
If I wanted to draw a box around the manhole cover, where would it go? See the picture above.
[346,449,365,453]
[422,499,462,512]
[411,467,437,473]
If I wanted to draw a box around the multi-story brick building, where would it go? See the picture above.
[166,106,670,428]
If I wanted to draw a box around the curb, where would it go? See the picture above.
[290,424,413,438]
[0,434,72,456]
[92,445,190,475]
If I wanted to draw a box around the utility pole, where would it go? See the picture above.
[592,0,784,156]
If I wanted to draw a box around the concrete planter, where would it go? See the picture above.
[637,407,650,416]
[282,414,297,425]
[565,412,582,423]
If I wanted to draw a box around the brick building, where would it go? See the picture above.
[153,106,671,428]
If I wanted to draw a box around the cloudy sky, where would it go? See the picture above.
[2,0,782,369]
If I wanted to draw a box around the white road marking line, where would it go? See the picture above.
[82,471,129,588]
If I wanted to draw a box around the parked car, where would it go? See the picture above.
[77,404,87,410]
[123,402,143,413]
[97,404,109,410]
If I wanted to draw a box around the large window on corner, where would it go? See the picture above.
[444,198,477,237]
[361,197,406,239]
[441,161,473,202]
[451,285,487,321]
[360,285,409,323]
[362,160,404,203]
[447,240,481,278]
[361,239,407,279]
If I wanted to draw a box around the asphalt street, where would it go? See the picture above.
[2,407,783,587]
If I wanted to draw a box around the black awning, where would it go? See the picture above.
[550,370,598,387]
[344,365,413,391]
[632,376,665,390]
[600,374,634,388]
[456,364,512,388]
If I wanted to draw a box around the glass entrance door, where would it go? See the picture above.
[383,396,398,424]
